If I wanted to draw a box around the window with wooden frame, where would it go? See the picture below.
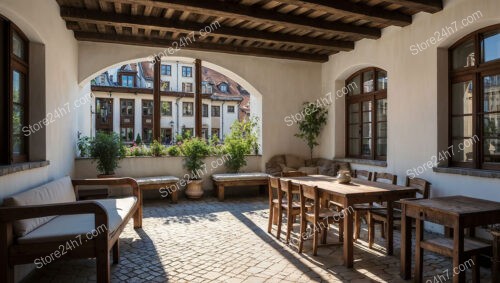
[96,98,113,133]
[183,102,194,116]
[119,73,135,87]
[345,67,387,160]
[120,99,134,143]
[161,64,171,76]
[449,24,500,170]
[142,99,153,143]
[182,82,193,93]
[182,66,192,77]
[202,104,209,117]
[211,105,220,117]
[161,101,172,116]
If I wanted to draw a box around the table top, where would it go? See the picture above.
[400,195,500,216]
[281,175,417,197]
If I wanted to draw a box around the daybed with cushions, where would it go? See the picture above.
[265,154,351,177]
[0,177,142,283]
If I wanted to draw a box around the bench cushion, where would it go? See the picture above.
[17,197,137,244]
[135,176,180,185]
[3,176,76,237]
[212,173,269,182]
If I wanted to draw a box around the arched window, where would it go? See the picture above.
[345,67,387,160]
[449,24,500,170]
[0,15,29,164]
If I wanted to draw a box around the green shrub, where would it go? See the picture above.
[77,136,92,157]
[181,137,210,179]
[135,133,142,145]
[223,118,259,173]
[90,132,125,175]
[167,145,181,156]
[151,140,166,157]
[294,102,328,160]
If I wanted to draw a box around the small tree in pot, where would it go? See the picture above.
[223,118,259,173]
[90,132,126,177]
[295,102,328,160]
[181,137,210,199]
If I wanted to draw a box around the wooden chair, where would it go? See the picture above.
[277,179,302,243]
[367,176,430,249]
[267,177,280,235]
[281,171,308,177]
[373,172,397,184]
[351,170,373,241]
[298,184,343,255]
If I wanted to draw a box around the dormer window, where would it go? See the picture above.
[219,83,228,93]
[120,74,135,87]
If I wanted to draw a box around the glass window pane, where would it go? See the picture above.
[362,123,372,138]
[12,135,24,155]
[348,75,361,95]
[484,113,500,137]
[481,31,500,63]
[451,116,473,138]
[12,104,23,135]
[451,138,474,162]
[452,39,475,69]
[12,31,25,60]
[362,112,372,123]
[451,81,473,115]
[349,139,360,156]
[363,70,374,93]
[377,71,387,90]
[362,139,372,156]
[376,99,387,121]
[376,138,387,157]
[362,101,372,111]
[483,75,500,112]
[377,122,387,138]
[484,138,500,163]
[349,125,360,138]
[13,71,25,104]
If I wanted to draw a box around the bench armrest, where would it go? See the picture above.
[0,201,108,228]
[72,177,140,199]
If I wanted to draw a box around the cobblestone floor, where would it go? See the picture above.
[24,197,492,282]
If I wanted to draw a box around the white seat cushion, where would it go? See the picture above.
[212,173,269,182]
[135,176,180,185]
[3,176,76,237]
[17,197,137,244]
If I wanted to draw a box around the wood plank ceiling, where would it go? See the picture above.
[56,0,443,62]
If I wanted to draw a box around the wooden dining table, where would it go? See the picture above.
[280,174,418,268]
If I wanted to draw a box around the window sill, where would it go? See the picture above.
[334,158,387,167]
[0,160,50,177]
[433,166,500,179]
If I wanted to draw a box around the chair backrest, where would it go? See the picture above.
[373,172,397,185]
[354,170,372,181]
[405,177,431,199]
[281,171,307,177]
[268,176,280,201]
[299,184,320,217]
[279,179,294,204]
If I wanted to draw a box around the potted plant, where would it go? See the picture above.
[223,118,259,173]
[294,102,328,160]
[90,132,125,178]
[181,137,210,199]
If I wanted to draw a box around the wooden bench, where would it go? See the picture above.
[0,177,142,283]
[212,173,269,201]
[135,176,180,204]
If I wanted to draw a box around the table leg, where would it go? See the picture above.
[343,199,353,268]
[415,218,424,283]
[453,224,465,283]
[218,184,225,201]
[171,189,178,204]
[386,200,394,255]
[400,203,412,280]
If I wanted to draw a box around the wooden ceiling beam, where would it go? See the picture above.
[110,0,381,39]
[73,31,330,62]
[61,7,354,51]
[381,0,442,14]
[276,0,412,26]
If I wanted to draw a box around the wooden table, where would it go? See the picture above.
[281,175,418,268]
[400,196,500,283]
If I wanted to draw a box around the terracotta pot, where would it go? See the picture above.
[97,173,116,178]
[185,179,204,199]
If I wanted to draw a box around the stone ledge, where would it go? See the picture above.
[433,166,500,179]
[0,160,50,176]
[334,158,387,167]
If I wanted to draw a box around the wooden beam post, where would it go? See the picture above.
[195,59,202,138]
[153,57,161,142]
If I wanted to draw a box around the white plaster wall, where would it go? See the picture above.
[319,0,500,221]
[78,44,323,167]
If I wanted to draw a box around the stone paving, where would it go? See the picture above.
[24,197,492,282]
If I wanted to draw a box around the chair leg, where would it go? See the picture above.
[96,251,110,283]
[381,221,386,239]
[277,208,283,240]
[313,222,319,256]
[298,218,306,253]
[414,219,424,283]
[368,212,375,249]
[321,219,328,244]
[286,211,293,243]
[112,240,120,264]
[354,211,360,241]
[339,219,344,242]
[471,255,480,283]
[267,204,274,233]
